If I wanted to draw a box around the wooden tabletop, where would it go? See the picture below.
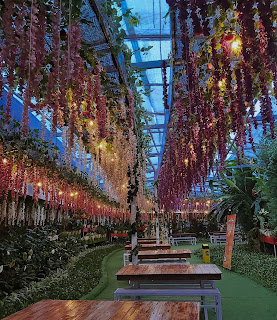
[125,244,171,251]
[138,249,191,260]
[3,300,200,320]
[126,240,158,245]
[116,264,222,281]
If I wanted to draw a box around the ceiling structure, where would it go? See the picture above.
[119,0,172,188]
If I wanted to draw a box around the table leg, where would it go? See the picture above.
[200,281,209,320]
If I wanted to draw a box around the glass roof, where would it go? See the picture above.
[120,0,171,187]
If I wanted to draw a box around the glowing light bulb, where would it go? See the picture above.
[184,159,189,165]
[58,191,63,195]
[89,120,94,126]
[70,193,74,197]
[98,205,101,209]
[2,158,7,164]
[37,182,42,187]
[74,192,78,196]
[99,144,103,149]
[218,79,225,88]
[111,158,114,162]
[231,38,242,53]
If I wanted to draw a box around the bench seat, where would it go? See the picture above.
[114,287,222,320]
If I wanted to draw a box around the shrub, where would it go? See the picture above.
[194,244,277,292]
[0,244,120,318]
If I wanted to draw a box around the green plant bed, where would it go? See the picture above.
[194,244,277,292]
[0,244,121,319]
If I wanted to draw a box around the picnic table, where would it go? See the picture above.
[170,233,197,245]
[116,264,221,282]
[115,264,222,320]
[126,239,158,245]
[125,243,171,251]
[138,249,191,260]
[2,299,200,320]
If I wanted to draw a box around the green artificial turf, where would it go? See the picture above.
[86,242,277,320]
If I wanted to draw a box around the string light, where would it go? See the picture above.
[2,158,7,164]
[218,79,226,88]
[89,120,94,126]
[97,205,101,209]
[37,182,42,187]
[184,159,189,165]
[70,193,74,197]
[231,38,242,53]
[58,191,63,195]
[74,192,78,196]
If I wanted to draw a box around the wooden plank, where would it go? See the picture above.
[125,244,171,251]
[138,249,191,260]
[3,300,200,320]
[116,264,222,281]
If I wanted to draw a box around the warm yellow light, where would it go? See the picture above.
[2,158,7,164]
[218,79,225,88]
[99,144,103,149]
[111,158,114,162]
[184,159,189,165]
[58,191,63,195]
[98,205,101,209]
[37,182,42,187]
[231,39,241,50]
[74,192,78,196]
[122,184,125,188]
[89,120,94,126]
[231,38,242,53]
[70,192,74,197]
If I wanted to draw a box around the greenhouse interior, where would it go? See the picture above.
[0,0,277,319]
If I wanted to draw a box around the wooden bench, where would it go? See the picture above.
[171,236,197,245]
[114,287,222,320]
[214,235,242,245]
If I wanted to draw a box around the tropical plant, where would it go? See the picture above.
[257,135,277,231]
[208,160,264,234]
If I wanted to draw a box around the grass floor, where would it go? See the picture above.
[87,242,277,320]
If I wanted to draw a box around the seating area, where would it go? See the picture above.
[1,0,277,319]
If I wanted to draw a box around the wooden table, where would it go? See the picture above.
[3,299,200,320]
[172,233,197,237]
[126,239,158,245]
[116,264,222,282]
[138,249,191,260]
[125,244,171,251]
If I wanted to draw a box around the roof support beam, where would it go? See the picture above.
[125,34,170,40]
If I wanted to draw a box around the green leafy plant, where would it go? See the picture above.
[0,244,120,318]
[209,160,264,234]
[194,244,277,292]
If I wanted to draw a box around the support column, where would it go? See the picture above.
[154,185,159,244]
[131,198,138,265]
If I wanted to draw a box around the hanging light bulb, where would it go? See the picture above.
[58,191,63,195]
[37,182,42,187]
[70,192,74,197]
[231,38,242,54]
[89,120,94,126]
[2,158,7,164]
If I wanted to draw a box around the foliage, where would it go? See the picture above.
[257,135,277,229]
[194,244,277,292]
[0,244,120,318]
[0,225,106,299]
[0,111,119,207]
[209,160,264,233]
